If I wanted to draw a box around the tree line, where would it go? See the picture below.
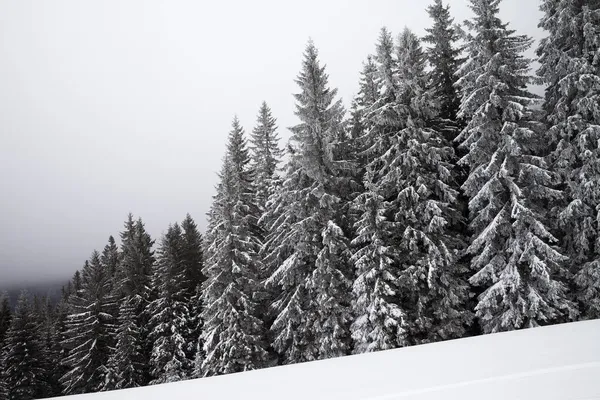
[1,0,599,398]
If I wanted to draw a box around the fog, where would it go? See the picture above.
[0,0,543,286]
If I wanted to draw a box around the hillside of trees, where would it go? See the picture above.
[1,0,599,398]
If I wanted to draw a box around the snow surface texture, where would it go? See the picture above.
[50,320,600,400]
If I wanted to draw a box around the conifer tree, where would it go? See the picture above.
[72,270,82,293]
[456,0,577,333]
[351,28,471,349]
[251,102,283,213]
[262,41,352,363]
[101,235,120,280]
[537,0,600,320]
[199,119,269,376]
[424,0,462,124]
[180,214,204,366]
[3,292,49,400]
[147,223,191,384]
[0,292,12,399]
[60,251,117,394]
[0,292,11,347]
[104,300,145,390]
[111,214,155,386]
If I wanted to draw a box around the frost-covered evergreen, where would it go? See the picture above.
[180,214,204,366]
[3,292,50,400]
[0,292,10,399]
[60,252,117,394]
[104,298,145,390]
[424,0,462,124]
[393,29,470,344]
[199,118,269,376]
[101,236,120,280]
[111,214,155,385]
[537,0,600,320]
[251,101,283,213]
[0,292,11,347]
[147,223,191,384]
[262,41,352,363]
[352,28,470,349]
[456,0,577,333]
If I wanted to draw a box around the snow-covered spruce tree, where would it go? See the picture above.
[110,214,155,387]
[262,41,352,364]
[352,28,471,349]
[60,251,117,395]
[33,296,61,397]
[0,352,7,400]
[3,291,50,400]
[0,292,10,347]
[456,0,577,333]
[251,101,284,213]
[423,0,475,335]
[395,28,470,344]
[348,55,380,150]
[424,0,463,126]
[0,292,10,398]
[350,27,409,353]
[537,0,600,320]
[199,119,269,377]
[180,214,204,368]
[147,223,191,384]
[104,298,145,390]
[72,270,82,293]
[101,235,120,280]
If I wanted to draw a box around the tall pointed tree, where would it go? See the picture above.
[199,118,269,376]
[60,251,117,394]
[147,223,191,384]
[262,41,352,363]
[350,27,406,354]
[456,0,577,333]
[537,0,600,320]
[103,299,145,391]
[101,235,120,280]
[180,214,204,367]
[110,214,155,387]
[250,101,284,213]
[424,0,463,125]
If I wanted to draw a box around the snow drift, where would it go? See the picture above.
[51,320,600,400]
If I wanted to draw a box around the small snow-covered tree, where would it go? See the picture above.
[0,292,11,347]
[456,0,577,333]
[60,252,117,394]
[199,119,269,377]
[537,0,600,320]
[3,292,50,400]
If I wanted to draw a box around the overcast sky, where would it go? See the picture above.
[0,0,544,286]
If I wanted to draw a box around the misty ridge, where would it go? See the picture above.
[1,0,600,399]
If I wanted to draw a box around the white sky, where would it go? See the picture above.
[0,0,544,285]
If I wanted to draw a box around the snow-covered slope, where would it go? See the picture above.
[52,320,600,400]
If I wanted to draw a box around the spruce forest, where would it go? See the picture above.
[1,0,599,398]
